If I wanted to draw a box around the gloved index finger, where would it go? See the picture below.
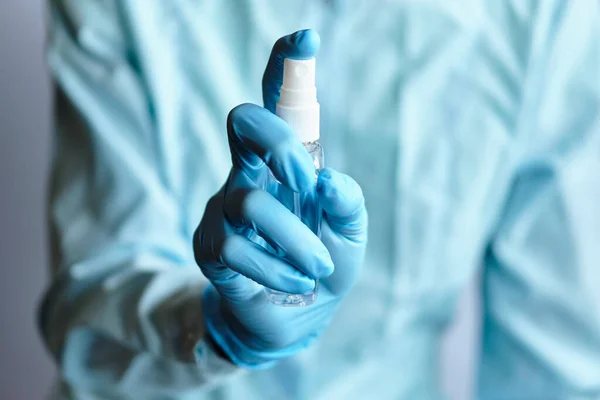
[262,29,320,113]
[227,103,316,192]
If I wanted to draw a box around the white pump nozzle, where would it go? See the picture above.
[276,58,320,143]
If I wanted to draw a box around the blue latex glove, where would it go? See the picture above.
[193,30,368,369]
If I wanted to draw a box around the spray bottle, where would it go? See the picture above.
[264,57,323,306]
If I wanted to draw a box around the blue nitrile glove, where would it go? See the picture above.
[193,30,368,369]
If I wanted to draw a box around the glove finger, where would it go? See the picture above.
[317,168,368,243]
[317,169,368,296]
[193,192,260,301]
[220,234,315,294]
[227,103,315,192]
[193,193,312,299]
[224,187,334,280]
[262,29,320,113]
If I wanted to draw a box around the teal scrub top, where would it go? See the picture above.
[41,0,600,399]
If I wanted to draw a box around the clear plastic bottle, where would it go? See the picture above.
[264,141,323,306]
[264,58,323,306]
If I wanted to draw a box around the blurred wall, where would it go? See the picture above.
[442,279,480,400]
[0,1,55,399]
[0,2,479,399]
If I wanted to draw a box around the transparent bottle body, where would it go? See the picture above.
[263,141,324,306]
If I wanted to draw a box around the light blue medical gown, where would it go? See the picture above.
[41,1,600,399]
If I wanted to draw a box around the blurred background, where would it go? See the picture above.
[0,2,479,399]
[0,1,55,399]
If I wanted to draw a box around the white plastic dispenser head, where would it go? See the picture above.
[276,58,320,143]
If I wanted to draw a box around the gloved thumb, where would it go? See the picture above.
[317,168,367,296]
[317,168,368,243]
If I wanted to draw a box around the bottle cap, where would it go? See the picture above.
[276,58,320,143]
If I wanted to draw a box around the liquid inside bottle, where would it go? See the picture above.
[263,141,323,306]
[258,56,322,306]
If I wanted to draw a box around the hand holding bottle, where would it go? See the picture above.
[193,30,368,368]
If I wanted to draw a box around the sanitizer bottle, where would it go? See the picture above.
[265,57,323,306]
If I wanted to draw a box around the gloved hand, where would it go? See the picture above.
[193,29,367,369]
